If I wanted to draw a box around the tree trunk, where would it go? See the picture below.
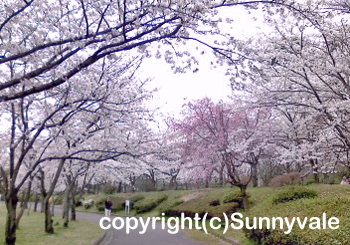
[310,159,319,183]
[62,190,68,219]
[219,165,225,187]
[16,178,33,228]
[33,196,38,212]
[44,197,54,234]
[252,163,258,187]
[40,198,44,213]
[63,186,71,227]
[239,185,249,211]
[51,198,55,217]
[70,186,77,221]
[71,200,76,221]
[5,192,18,245]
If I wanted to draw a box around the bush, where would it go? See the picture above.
[272,186,318,204]
[209,199,220,206]
[82,199,94,209]
[128,194,144,204]
[222,190,248,209]
[134,194,168,214]
[163,202,238,219]
[269,172,301,187]
[101,184,117,194]
[75,198,83,207]
[95,196,125,212]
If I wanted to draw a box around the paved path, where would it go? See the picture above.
[56,210,207,245]
[23,203,220,245]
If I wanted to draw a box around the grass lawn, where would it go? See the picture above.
[0,203,104,245]
[78,184,350,244]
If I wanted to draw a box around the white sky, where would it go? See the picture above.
[140,6,266,120]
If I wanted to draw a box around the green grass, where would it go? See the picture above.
[0,203,104,245]
[245,184,350,244]
[78,184,350,244]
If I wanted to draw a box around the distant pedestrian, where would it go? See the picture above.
[105,197,112,217]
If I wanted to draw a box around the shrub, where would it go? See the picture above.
[269,172,301,187]
[163,202,238,219]
[95,196,125,212]
[82,199,94,209]
[75,198,83,207]
[222,190,248,209]
[129,194,144,204]
[272,186,318,204]
[209,199,220,206]
[101,184,117,194]
[134,194,168,214]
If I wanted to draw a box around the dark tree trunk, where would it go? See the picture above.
[5,191,18,245]
[252,163,258,187]
[44,197,54,234]
[40,198,44,213]
[63,187,71,227]
[239,185,249,210]
[71,184,77,221]
[16,178,33,228]
[51,198,55,217]
[33,195,39,212]
[62,189,68,219]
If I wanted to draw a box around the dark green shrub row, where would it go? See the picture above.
[272,186,318,204]
[209,199,220,206]
[163,202,238,219]
[129,194,144,204]
[244,227,302,245]
[134,194,168,214]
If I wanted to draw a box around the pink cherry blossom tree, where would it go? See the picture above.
[171,97,273,209]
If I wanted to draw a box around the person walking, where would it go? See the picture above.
[105,197,112,217]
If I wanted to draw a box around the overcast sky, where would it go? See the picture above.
[140,6,265,120]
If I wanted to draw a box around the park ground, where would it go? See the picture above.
[2,184,350,244]
[0,202,104,245]
[78,184,350,245]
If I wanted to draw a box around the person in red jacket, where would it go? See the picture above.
[104,197,112,217]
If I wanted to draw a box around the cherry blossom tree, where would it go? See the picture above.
[171,98,273,209]
[232,1,350,180]
[0,55,156,244]
[0,0,319,103]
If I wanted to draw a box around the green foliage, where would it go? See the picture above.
[95,196,125,212]
[244,184,350,244]
[272,186,318,204]
[129,194,144,204]
[209,199,220,206]
[162,189,241,219]
[269,173,301,187]
[81,199,94,209]
[222,189,249,209]
[101,184,117,194]
[134,194,168,214]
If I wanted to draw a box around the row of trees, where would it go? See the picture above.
[1,0,349,244]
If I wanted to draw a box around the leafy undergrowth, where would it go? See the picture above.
[134,194,168,213]
[272,186,318,204]
[245,184,350,244]
[161,189,241,219]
